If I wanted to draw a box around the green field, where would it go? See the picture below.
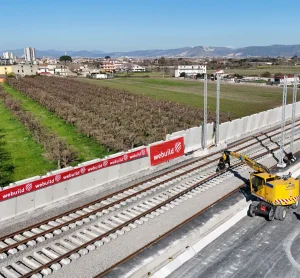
[2,84,110,162]
[207,66,300,76]
[0,97,56,182]
[1,75,297,183]
[115,71,171,78]
[81,77,296,118]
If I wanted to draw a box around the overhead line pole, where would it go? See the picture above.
[216,74,220,145]
[290,74,298,158]
[277,76,287,168]
[203,73,208,149]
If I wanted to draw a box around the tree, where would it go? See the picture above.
[0,131,15,187]
[261,71,271,78]
[126,64,132,75]
[158,56,166,66]
[233,73,243,79]
[6,72,16,78]
[59,55,72,63]
[105,56,111,60]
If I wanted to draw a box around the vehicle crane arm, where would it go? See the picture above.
[217,150,271,173]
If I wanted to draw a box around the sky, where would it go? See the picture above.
[2,0,300,52]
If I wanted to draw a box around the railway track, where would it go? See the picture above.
[94,155,290,278]
[0,120,297,258]
[0,121,300,278]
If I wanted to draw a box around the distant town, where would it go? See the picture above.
[0,47,299,86]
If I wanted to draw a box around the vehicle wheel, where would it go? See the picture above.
[274,206,280,220]
[268,207,275,221]
[278,206,287,221]
[291,200,299,209]
[248,204,255,217]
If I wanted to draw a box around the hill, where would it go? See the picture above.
[2,44,300,58]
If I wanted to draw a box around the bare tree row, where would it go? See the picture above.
[6,77,225,151]
[0,89,78,168]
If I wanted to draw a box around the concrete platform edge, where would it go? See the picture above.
[128,198,250,278]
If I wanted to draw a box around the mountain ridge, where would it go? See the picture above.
[2,44,300,58]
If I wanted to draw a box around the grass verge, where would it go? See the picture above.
[81,77,296,118]
[0,98,56,182]
[2,83,111,162]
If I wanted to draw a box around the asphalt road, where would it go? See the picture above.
[169,206,300,278]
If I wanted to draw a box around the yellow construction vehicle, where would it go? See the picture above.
[217,150,299,221]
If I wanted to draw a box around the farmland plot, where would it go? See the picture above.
[6,77,225,151]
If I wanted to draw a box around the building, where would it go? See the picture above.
[131,65,146,72]
[24,47,36,62]
[0,58,11,65]
[175,65,206,77]
[3,52,14,59]
[90,73,108,79]
[215,69,224,75]
[0,65,13,75]
[1,52,15,65]
[0,64,38,76]
[213,69,228,79]
[102,61,116,72]
[38,64,68,76]
[3,52,15,60]
[38,64,51,75]
[55,65,67,76]
[41,57,58,64]
[273,75,299,85]
[13,64,38,76]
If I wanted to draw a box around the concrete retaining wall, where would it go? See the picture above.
[167,102,300,152]
[218,103,297,144]
[1,102,299,221]
[0,147,150,221]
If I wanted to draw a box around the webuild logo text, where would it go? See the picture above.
[150,137,184,166]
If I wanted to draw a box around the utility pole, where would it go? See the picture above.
[290,74,298,159]
[216,74,220,145]
[203,73,208,149]
[277,76,287,168]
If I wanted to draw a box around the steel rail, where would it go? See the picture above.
[0,120,299,255]
[94,149,300,278]
[20,143,292,278]
[94,187,244,278]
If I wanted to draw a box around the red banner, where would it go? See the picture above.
[0,148,148,202]
[150,137,184,166]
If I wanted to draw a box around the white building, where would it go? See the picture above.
[24,47,36,62]
[90,73,108,79]
[37,64,68,76]
[131,65,145,72]
[273,75,299,86]
[55,65,67,76]
[214,69,227,78]
[175,65,206,77]
[3,52,15,60]
[2,52,16,64]
[215,69,224,75]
